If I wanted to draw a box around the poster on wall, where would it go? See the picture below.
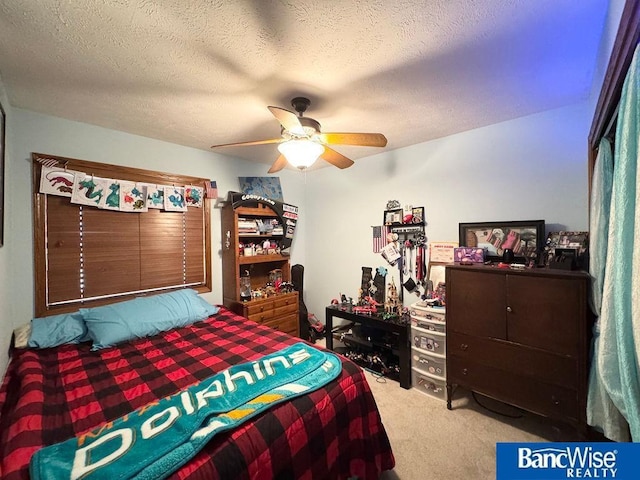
[185,185,204,207]
[238,176,283,201]
[39,165,78,197]
[119,181,148,212]
[164,186,187,212]
[143,184,164,209]
[99,180,121,210]
[71,173,109,207]
[428,242,458,263]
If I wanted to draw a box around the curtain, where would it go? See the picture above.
[591,43,640,441]
[586,137,630,441]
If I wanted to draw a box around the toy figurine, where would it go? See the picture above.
[384,278,401,317]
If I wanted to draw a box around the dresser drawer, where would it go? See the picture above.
[447,332,577,388]
[245,300,274,316]
[274,302,297,317]
[274,294,297,309]
[448,356,578,421]
[263,313,298,335]
[248,310,274,323]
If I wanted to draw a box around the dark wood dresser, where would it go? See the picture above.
[445,264,592,437]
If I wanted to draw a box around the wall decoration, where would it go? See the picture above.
[71,173,109,207]
[428,242,458,263]
[458,220,545,262]
[239,176,283,201]
[372,225,390,253]
[119,182,148,212]
[144,184,164,209]
[99,180,121,210]
[164,186,187,212]
[39,165,77,197]
[205,180,218,199]
[185,185,204,207]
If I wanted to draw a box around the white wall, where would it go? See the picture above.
[302,101,592,320]
[1,108,307,374]
[589,0,626,115]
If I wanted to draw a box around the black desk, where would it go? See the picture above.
[325,306,411,389]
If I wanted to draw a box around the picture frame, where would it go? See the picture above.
[0,100,5,247]
[383,209,403,226]
[458,220,545,263]
[545,231,589,267]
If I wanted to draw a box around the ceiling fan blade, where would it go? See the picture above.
[268,154,289,174]
[321,146,355,169]
[211,138,282,148]
[318,132,388,147]
[267,106,305,135]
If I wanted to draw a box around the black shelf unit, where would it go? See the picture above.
[325,306,411,389]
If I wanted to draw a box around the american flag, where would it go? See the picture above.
[205,180,218,199]
[372,225,389,253]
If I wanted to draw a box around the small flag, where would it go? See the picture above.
[372,225,388,253]
[205,180,218,199]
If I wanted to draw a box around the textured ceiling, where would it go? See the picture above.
[0,0,609,171]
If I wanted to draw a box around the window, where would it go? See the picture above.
[32,153,212,316]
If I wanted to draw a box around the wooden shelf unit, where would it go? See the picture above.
[221,202,299,337]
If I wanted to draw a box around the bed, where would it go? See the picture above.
[0,305,395,480]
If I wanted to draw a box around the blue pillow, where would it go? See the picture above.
[28,312,91,348]
[80,289,219,349]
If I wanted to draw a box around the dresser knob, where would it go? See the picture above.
[462,368,468,375]
[460,343,468,351]
[552,396,560,406]
[506,306,512,313]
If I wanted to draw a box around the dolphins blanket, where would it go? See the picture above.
[30,343,341,480]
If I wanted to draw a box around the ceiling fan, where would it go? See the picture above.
[210,97,388,173]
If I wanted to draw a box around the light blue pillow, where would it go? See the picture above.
[28,312,91,348]
[80,289,219,349]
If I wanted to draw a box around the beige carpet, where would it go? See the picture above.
[365,369,578,480]
[315,339,577,479]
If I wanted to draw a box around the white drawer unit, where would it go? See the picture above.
[409,301,447,396]
[411,325,446,356]
[411,347,446,378]
[409,303,446,323]
[410,315,445,333]
[412,367,446,401]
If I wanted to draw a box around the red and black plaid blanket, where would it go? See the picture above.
[0,307,394,480]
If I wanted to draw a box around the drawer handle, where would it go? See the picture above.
[552,396,560,406]
[460,343,468,351]
[506,306,513,313]
[462,368,468,376]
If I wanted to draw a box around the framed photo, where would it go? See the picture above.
[545,231,589,266]
[0,100,5,247]
[383,209,402,226]
[459,220,545,263]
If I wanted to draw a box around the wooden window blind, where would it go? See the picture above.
[32,153,212,317]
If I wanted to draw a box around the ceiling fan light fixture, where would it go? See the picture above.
[277,139,324,170]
